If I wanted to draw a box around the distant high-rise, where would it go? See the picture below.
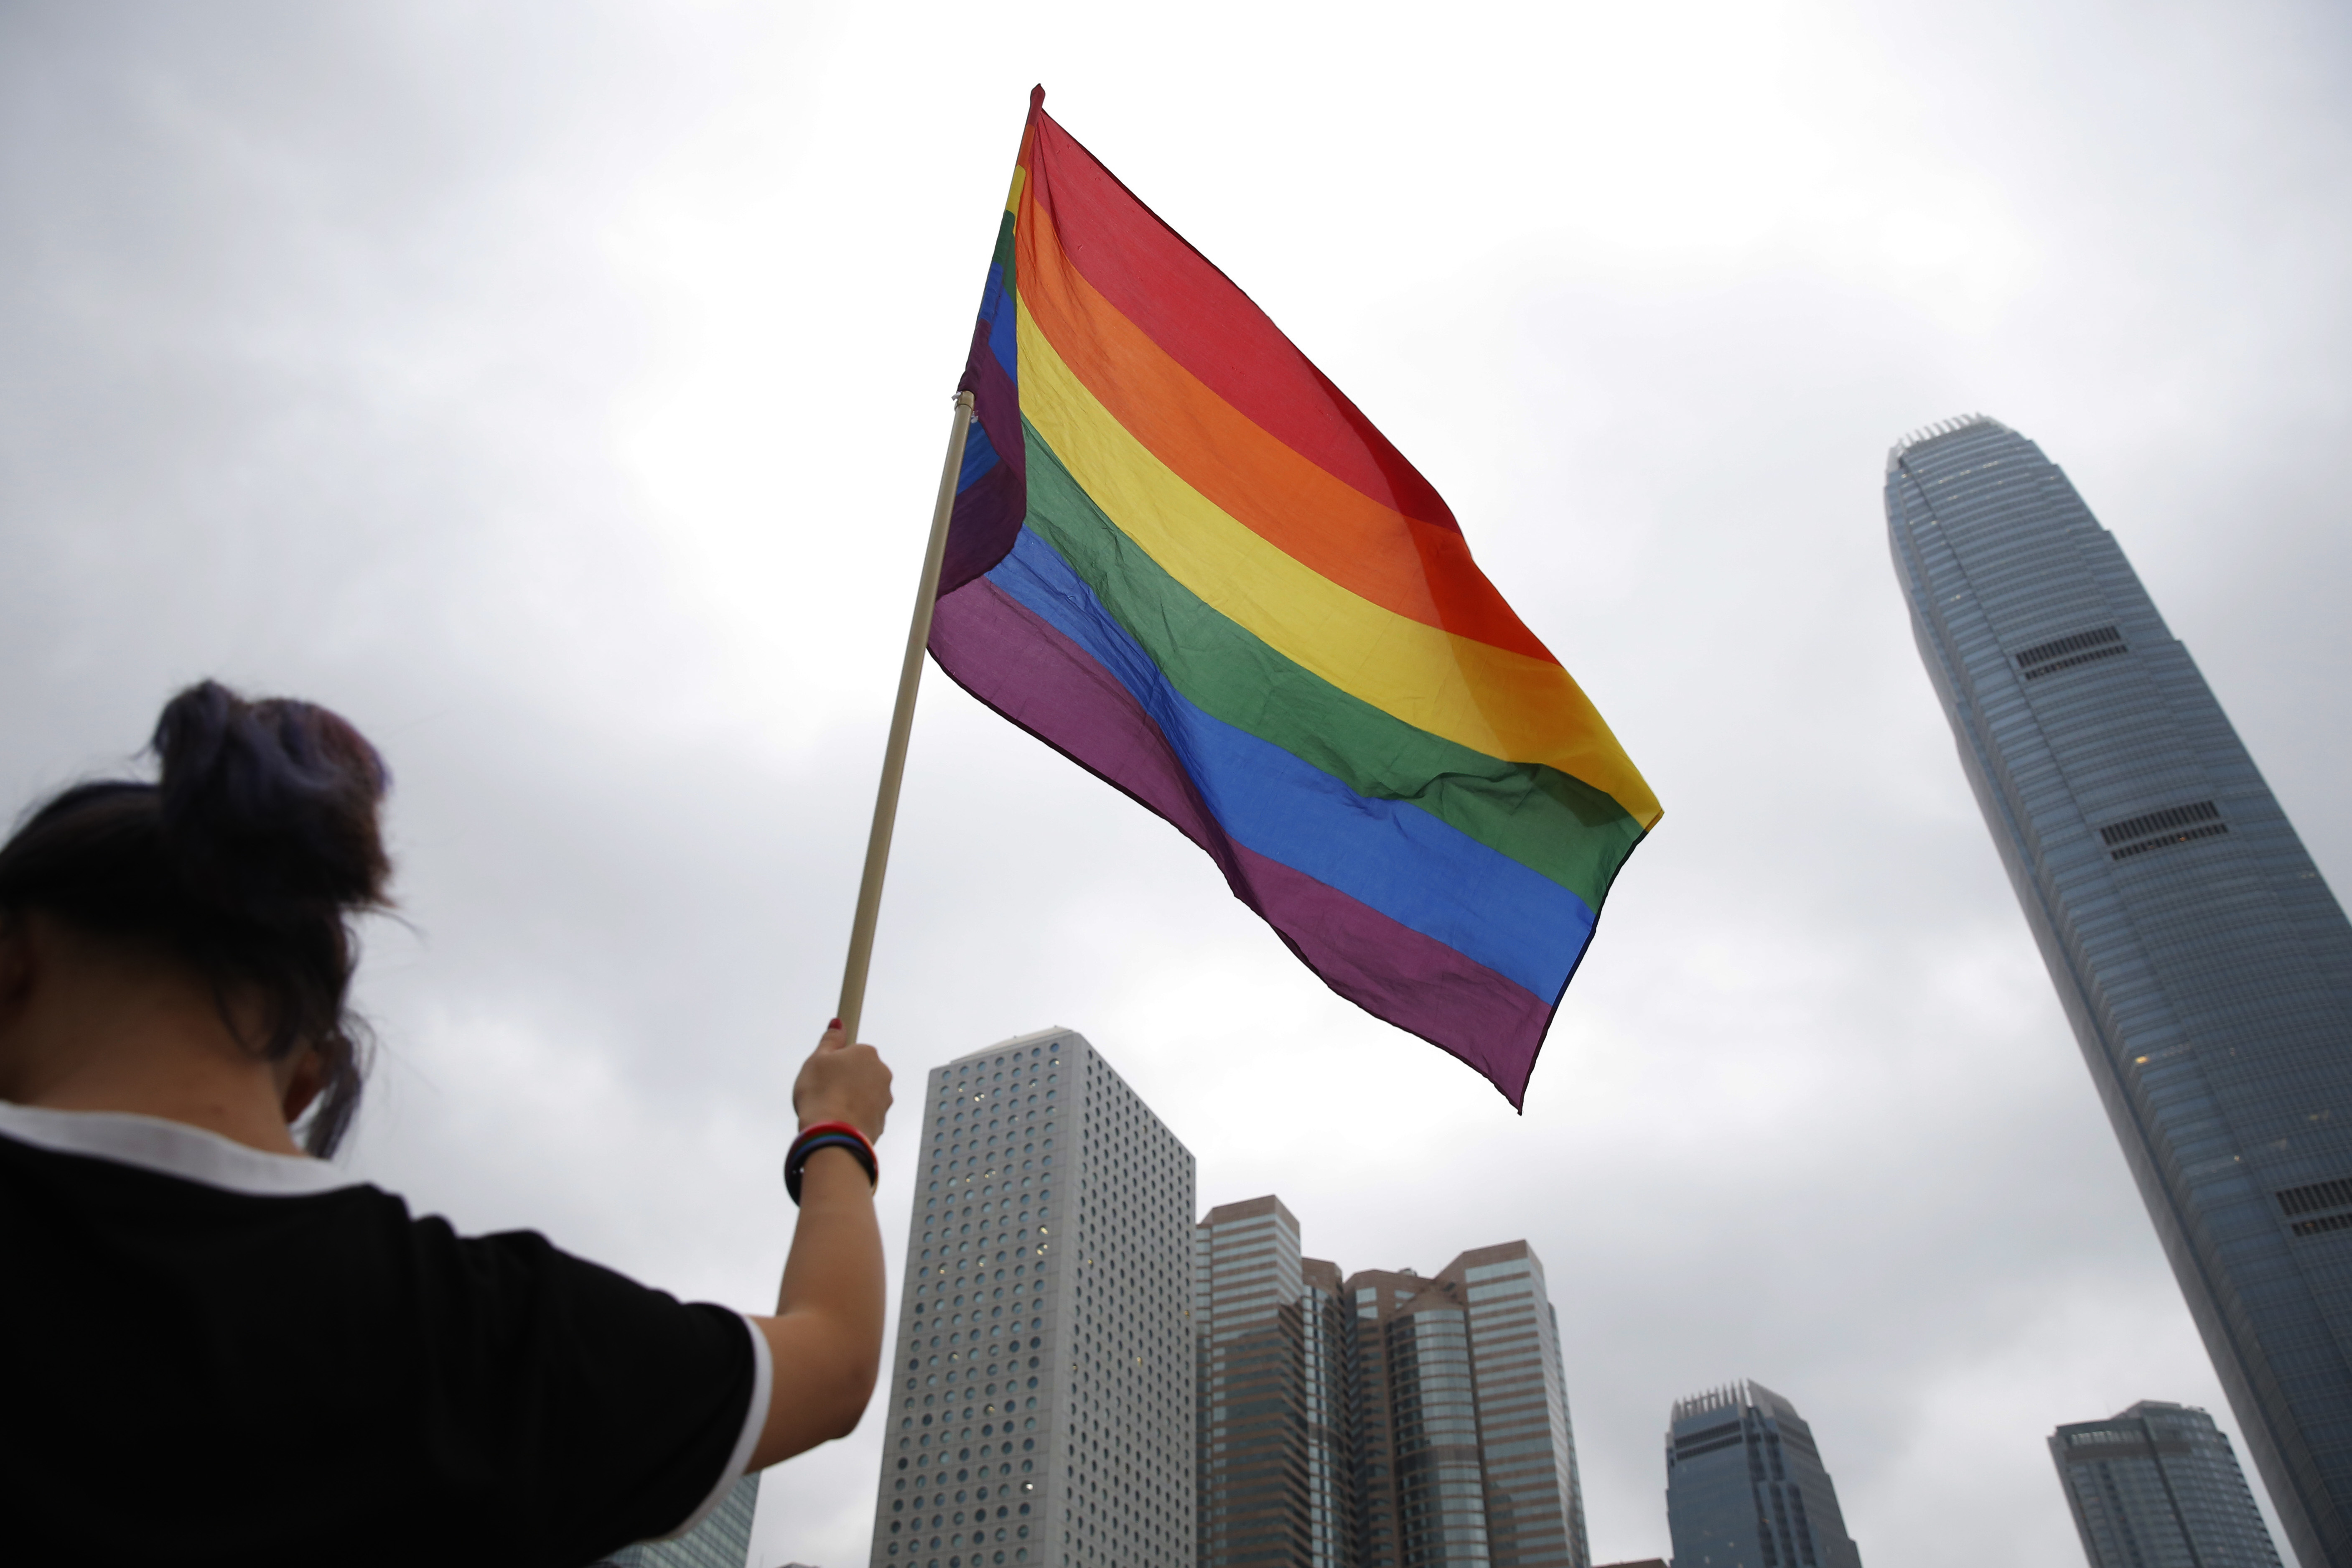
[1663,1382,1858,1568]
[2052,1400,2280,1568]
[1887,415,2352,1568]
[869,1028,1197,1568]
[1194,1197,1354,1568]
[592,1474,761,1568]
[1195,1198,1588,1568]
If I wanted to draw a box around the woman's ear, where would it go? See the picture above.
[278,1049,326,1127]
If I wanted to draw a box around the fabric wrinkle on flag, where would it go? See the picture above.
[928,87,1660,1107]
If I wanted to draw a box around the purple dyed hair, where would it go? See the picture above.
[0,681,393,1155]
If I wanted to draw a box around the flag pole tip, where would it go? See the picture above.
[1029,84,1046,111]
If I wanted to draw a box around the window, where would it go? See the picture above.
[2280,1178,2352,1217]
[2015,624,2127,679]
[2102,800,2227,860]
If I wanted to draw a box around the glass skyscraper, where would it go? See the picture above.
[1195,1196,1355,1568]
[1195,1199,1588,1568]
[1886,415,2352,1568]
[2051,1400,2281,1568]
[1663,1382,1859,1568]
[869,1028,1197,1568]
[591,1473,761,1568]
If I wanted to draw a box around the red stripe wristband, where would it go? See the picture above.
[786,1120,878,1205]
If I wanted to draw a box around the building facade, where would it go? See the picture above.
[869,1028,1197,1568]
[2052,1400,2281,1568]
[1196,1197,1351,1568]
[1196,1199,1588,1568]
[1663,1382,1859,1568]
[1886,415,2352,1568]
[592,1473,761,1568]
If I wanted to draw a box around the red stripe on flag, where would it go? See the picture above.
[1025,106,1464,538]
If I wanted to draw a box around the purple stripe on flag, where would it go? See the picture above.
[1230,843,1552,1105]
[942,461,1025,599]
[943,314,1027,596]
[928,573,1553,1105]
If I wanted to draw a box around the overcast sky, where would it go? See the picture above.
[5,3,2350,1564]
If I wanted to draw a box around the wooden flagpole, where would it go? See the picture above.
[836,390,977,1046]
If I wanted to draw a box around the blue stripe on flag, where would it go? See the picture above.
[957,417,1000,491]
[980,262,1017,379]
[985,526,1592,998]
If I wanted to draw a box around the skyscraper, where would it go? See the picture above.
[1195,1198,1588,1568]
[2052,1400,2281,1568]
[1425,1244,1587,1568]
[1886,415,2352,1568]
[590,1473,761,1568]
[869,1028,1196,1568]
[1195,1197,1353,1568]
[1663,1382,1859,1568]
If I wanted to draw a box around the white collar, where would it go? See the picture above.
[0,1101,366,1196]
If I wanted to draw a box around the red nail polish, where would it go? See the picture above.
[828,1018,843,1030]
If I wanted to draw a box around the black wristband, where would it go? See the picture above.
[785,1123,878,1205]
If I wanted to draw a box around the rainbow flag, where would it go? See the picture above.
[928,89,1660,1106]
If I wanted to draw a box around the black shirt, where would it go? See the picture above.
[0,1103,770,1567]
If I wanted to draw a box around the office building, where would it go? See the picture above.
[2052,1400,2280,1568]
[1887,415,2352,1567]
[1195,1199,1354,1568]
[592,1473,760,1568]
[869,1028,1197,1568]
[1664,1382,1859,1568]
[1196,1199,1588,1568]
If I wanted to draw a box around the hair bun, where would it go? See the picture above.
[151,680,392,917]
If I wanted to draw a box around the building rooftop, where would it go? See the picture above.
[1886,412,2009,471]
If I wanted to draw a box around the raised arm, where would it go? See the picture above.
[748,1021,893,1470]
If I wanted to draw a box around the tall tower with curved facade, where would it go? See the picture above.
[2050,1399,2281,1568]
[1886,415,2352,1568]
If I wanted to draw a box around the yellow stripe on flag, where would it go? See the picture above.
[1016,302,1660,825]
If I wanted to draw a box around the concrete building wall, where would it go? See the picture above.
[870,1028,1196,1568]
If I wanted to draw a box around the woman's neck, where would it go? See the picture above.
[0,914,307,1157]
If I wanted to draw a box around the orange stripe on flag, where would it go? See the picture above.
[1018,196,1558,664]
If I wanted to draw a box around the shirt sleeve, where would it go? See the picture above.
[398,1218,762,1565]
[648,1313,774,1541]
